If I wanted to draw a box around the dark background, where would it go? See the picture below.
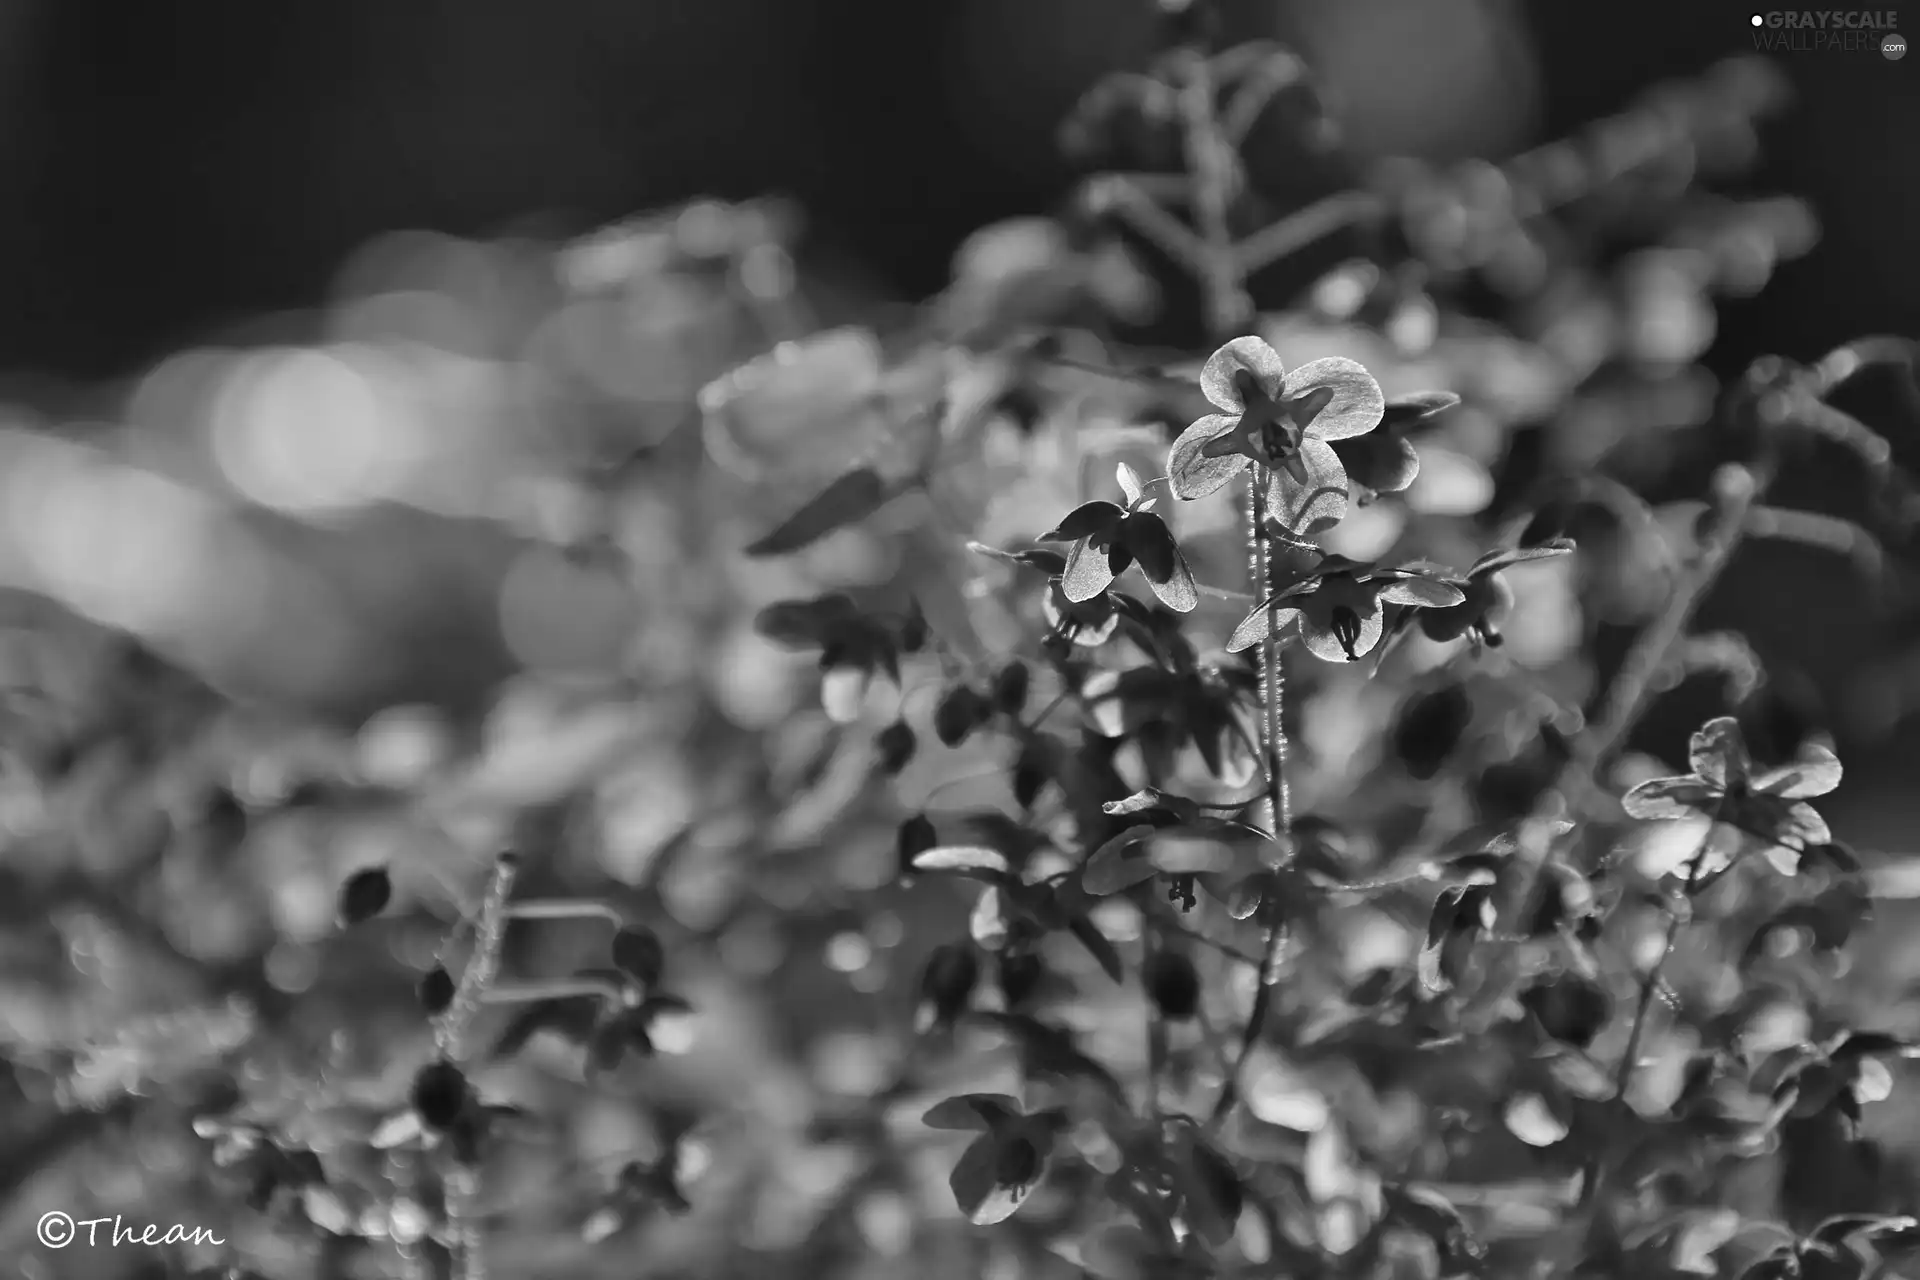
[2,0,1915,385]
[0,0,1916,831]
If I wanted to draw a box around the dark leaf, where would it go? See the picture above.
[745,466,893,556]
[1044,501,1126,542]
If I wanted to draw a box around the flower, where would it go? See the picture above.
[1328,389,1459,500]
[1620,716,1842,872]
[1167,336,1385,537]
[1043,463,1197,612]
[1223,552,1465,663]
[1382,539,1576,653]
[923,1094,1067,1225]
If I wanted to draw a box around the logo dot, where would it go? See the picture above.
[1751,13,1764,25]
[1885,32,1907,59]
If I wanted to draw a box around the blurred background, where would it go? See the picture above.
[2,1,1919,1276]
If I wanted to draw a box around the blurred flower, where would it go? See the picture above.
[922,1094,1068,1225]
[1168,337,1385,536]
[1224,552,1464,663]
[1621,716,1841,873]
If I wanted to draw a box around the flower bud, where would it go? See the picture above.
[1142,950,1201,1020]
[917,943,980,1031]
[1394,683,1474,779]
[418,966,456,1015]
[934,685,990,747]
[337,866,392,927]
[997,951,1045,1010]
[613,927,666,988]
[411,1060,470,1131]
[990,661,1032,716]
[1520,974,1612,1049]
[875,720,918,775]
[897,815,938,877]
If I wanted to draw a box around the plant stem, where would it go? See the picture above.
[1498,455,1772,937]
[1577,813,1719,1228]
[1170,39,1294,1126]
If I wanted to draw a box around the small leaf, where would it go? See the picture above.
[968,541,1068,576]
[1045,500,1126,543]
[923,1093,1022,1131]
[1081,824,1160,895]
[912,846,1013,878]
[1062,536,1120,603]
[1116,463,1145,505]
[745,467,893,556]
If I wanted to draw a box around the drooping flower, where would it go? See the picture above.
[1620,716,1842,873]
[923,1094,1068,1225]
[1043,463,1197,612]
[1380,539,1576,655]
[1223,552,1464,663]
[1328,389,1459,501]
[1167,336,1386,537]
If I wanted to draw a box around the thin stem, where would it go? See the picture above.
[479,978,624,1006]
[1172,28,1293,1131]
[502,899,626,928]
[435,853,520,1063]
[1499,456,1772,936]
[1143,924,1167,1121]
[1578,815,1719,1227]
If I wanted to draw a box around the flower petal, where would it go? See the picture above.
[1043,501,1125,543]
[1621,776,1719,820]
[1776,802,1831,845]
[1266,437,1350,538]
[1752,744,1842,798]
[1225,603,1303,653]
[923,1094,1023,1132]
[1144,545,1190,617]
[1689,717,1752,789]
[1378,389,1462,431]
[1472,538,1576,575]
[1377,577,1467,608]
[1168,414,1249,500]
[949,1132,1034,1225]
[1061,538,1118,603]
[1298,584,1385,662]
[1200,336,1288,412]
[1287,357,1385,441]
[1329,432,1421,495]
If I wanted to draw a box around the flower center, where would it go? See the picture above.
[1165,874,1198,913]
[1329,605,1364,660]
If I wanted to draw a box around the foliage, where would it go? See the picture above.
[3,3,1920,1279]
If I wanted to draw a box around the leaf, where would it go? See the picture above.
[923,1093,1022,1131]
[911,846,1013,878]
[1062,537,1120,603]
[753,593,862,647]
[1178,1134,1246,1247]
[1116,463,1145,505]
[1045,500,1126,543]
[745,467,894,556]
[967,541,1068,576]
[1418,884,1488,994]
[1081,824,1160,895]
[949,1131,1034,1225]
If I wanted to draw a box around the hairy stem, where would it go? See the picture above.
[1173,40,1294,1126]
